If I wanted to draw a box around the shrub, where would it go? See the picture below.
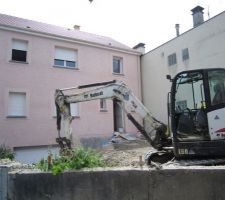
[0,144,14,160]
[36,146,106,175]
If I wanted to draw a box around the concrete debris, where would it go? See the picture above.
[110,132,141,144]
[101,146,152,168]
[0,159,39,173]
[116,132,137,141]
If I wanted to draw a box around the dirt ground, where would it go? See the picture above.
[2,139,225,172]
[0,141,152,173]
[100,140,153,168]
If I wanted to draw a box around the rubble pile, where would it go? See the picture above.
[101,146,151,167]
[101,133,151,167]
[0,159,39,173]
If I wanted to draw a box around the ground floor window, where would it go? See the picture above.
[8,92,26,117]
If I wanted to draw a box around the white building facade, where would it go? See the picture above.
[141,7,225,123]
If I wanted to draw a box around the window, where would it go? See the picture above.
[176,100,187,111]
[168,53,177,66]
[11,39,28,62]
[175,72,204,111]
[100,99,107,111]
[54,47,77,68]
[70,103,79,117]
[8,92,26,117]
[174,72,207,141]
[113,57,123,74]
[208,70,225,106]
[182,48,189,61]
[54,103,79,117]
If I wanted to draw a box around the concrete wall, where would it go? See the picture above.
[4,168,225,200]
[141,11,225,123]
[0,167,8,200]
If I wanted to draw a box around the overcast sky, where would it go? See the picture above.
[0,0,225,51]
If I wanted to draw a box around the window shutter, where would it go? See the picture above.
[168,53,177,66]
[182,48,189,61]
[70,103,79,116]
[55,47,76,61]
[12,40,28,51]
[8,92,26,116]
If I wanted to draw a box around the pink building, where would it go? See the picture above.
[0,13,142,163]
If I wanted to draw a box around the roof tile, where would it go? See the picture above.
[0,13,136,52]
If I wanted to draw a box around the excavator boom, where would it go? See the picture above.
[55,80,169,150]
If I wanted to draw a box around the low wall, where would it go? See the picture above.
[5,168,225,200]
[0,167,8,200]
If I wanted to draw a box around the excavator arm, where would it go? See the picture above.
[55,80,168,150]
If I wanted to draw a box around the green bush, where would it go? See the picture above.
[0,144,14,160]
[36,146,106,175]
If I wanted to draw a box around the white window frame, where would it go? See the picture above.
[113,56,123,74]
[54,47,77,69]
[11,39,28,63]
[70,103,79,117]
[100,99,107,112]
[8,92,26,117]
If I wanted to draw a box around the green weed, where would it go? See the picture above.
[0,144,14,160]
[36,146,106,175]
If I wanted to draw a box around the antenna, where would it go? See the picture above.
[207,6,210,19]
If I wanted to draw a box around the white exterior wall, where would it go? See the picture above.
[141,11,225,123]
[14,146,59,164]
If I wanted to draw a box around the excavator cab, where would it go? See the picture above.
[170,68,225,158]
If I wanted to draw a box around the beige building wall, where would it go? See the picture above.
[141,11,225,123]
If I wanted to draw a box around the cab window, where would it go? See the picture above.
[175,72,205,112]
[208,70,225,106]
[174,72,208,141]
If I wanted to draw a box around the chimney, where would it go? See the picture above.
[191,6,204,27]
[175,24,180,36]
[133,43,145,54]
[73,25,80,30]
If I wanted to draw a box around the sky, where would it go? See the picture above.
[0,0,225,51]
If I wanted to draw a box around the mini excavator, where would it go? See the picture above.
[55,68,225,165]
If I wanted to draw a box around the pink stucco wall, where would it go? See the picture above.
[0,29,141,148]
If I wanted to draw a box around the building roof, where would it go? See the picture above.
[144,10,225,55]
[0,13,138,54]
